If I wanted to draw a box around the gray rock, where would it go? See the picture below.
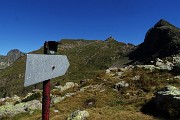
[152,86,179,118]
[51,96,65,104]
[51,92,76,105]
[53,109,59,113]
[22,91,42,102]
[136,65,159,72]
[155,58,174,70]
[115,81,129,91]
[156,85,180,99]
[131,75,140,81]
[67,110,89,120]
[173,56,180,64]
[0,100,41,119]
[174,76,180,80]
[54,82,78,92]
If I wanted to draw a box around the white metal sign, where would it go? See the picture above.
[24,54,70,87]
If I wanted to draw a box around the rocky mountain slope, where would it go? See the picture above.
[0,38,135,97]
[129,19,180,63]
[0,49,25,70]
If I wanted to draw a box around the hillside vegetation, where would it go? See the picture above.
[0,37,134,97]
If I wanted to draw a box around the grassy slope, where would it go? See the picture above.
[5,67,174,120]
[0,39,131,97]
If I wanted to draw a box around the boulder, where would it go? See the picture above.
[67,110,89,120]
[136,58,174,71]
[51,93,76,105]
[142,85,180,119]
[51,96,65,104]
[136,65,159,71]
[22,91,42,102]
[173,56,180,64]
[114,81,129,91]
[0,100,41,119]
[155,58,174,70]
[54,82,78,92]
[131,75,140,81]
[174,76,180,80]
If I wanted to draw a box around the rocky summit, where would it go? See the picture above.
[129,19,180,63]
[0,49,25,70]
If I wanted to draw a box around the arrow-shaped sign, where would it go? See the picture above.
[24,54,70,87]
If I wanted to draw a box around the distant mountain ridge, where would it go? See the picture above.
[0,49,25,69]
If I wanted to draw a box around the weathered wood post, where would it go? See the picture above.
[42,41,58,120]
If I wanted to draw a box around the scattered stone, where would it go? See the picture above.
[12,95,21,103]
[29,111,34,115]
[173,56,180,64]
[22,91,42,102]
[105,69,111,74]
[51,96,65,104]
[80,79,91,86]
[54,82,78,92]
[26,100,42,111]
[131,75,140,81]
[136,58,174,71]
[67,110,89,120]
[116,72,124,77]
[174,76,180,80]
[105,67,118,77]
[119,65,134,72]
[51,92,76,105]
[156,85,180,98]
[65,93,76,98]
[0,98,5,102]
[115,81,129,91]
[53,109,59,113]
[32,89,42,93]
[136,65,159,71]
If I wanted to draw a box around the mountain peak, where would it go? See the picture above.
[105,36,118,43]
[154,19,175,28]
[7,49,26,63]
[129,19,180,63]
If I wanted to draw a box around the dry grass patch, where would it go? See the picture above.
[87,107,157,120]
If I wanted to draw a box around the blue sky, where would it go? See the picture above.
[0,0,180,55]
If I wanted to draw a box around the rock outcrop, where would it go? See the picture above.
[129,19,180,63]
[136,58,174,71]
[67,110,89,120]
[0,100,41,119]
[142,85,180,119]
[54,82,78,92]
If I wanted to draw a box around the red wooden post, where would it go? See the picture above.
[42,41,58,120]
[42,79,50,120]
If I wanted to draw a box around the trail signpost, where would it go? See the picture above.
[24,41,70,120]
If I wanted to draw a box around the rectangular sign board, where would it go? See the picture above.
[24,54,69,87]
